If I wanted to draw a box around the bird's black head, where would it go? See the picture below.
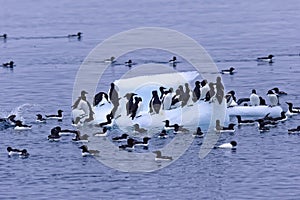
[230,141,237,147]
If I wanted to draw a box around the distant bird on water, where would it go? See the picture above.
[257,54,274,63]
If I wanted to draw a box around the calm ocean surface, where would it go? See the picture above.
[0,0,300,199]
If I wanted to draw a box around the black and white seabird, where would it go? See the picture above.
[94,127,108,137]
[124,93,137,116]
[267,90,279,107]
[162,88,172,110]
[68,32,82,39]
[236,115,256,125]
[133,124,147,133]
[36,114,46,123]
[192,127,204,138]
[2,61,14,68]
[98,113,113,128]
[272,87,287,96]
[250,89,259,106]
[125,59,133,67]
[79,145,99,157]
[94,92,110,107]
[112,133,129,142]
[192,81,201,102]
[48,126,61,141]
[286,102,300,116]
[149,90,161,114]
[0,33,7,39]
[46,109,63,120]
[288,126,300,134]
[134,137,151,147]
[257,54,274,63]
[72,131,89,142]
[215,120,235,133]
[217,141,237,150]
[108,83,120,118]
[7,147,29,158]
[158,130,168,139]
[153,150,172,161]
[14,120,32,130]
[119,138,135,151]
[173,124,189,133]
[221,67,235,75]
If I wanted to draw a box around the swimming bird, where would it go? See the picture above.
[134,137,151,147]
[46,109,63,120]
[217,141,237,150]
[2,61,14,68]
[256,119,277,129]
[94,127,108,137]
[265,111,287,122]
[236,115,256,125]
[7,147,30,158]
[192,127,204,138]
[7,147,24,156]
[288,126,300,134]
[272,87,287,96]
[112,133,129,142]
[149,90,161,114]
[14,120,32,130]
[267,90,279,107]
[94,92,110,107]
[250,89,260,106]
[125,59,133,67]
[104,56,116,63]
[36,114,46,123]
[133,124,147,133]
[153,150,172,161]
[72,131,89,142]
[0,33,7,39]
[258,125,270,132]
[68,32,82,39]
[169,56,177,64]
[285,102,300,116]
[257,54,274,63]
[158,130,168,139]
[79,145,99,157]
[48,126,61,141]
[162,120,176,130]
[119,138,135,151]
[215,120,235,133]
[173,124,189,134]
[7,114,17,125]
[221,67,235,75]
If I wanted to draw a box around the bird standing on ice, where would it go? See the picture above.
[250,89,260,106]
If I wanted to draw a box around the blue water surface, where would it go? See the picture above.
[0,0,300,199]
